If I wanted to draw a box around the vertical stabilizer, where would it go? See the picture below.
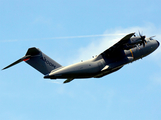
[25,47,62,75]
[2,47,62,75]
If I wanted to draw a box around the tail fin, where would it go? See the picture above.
[2,47,62,75]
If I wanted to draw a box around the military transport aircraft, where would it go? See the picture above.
[2,33,160,83]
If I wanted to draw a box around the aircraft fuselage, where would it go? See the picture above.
[3,33,159,83]
[44,38,159,79]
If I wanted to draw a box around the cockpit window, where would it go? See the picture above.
[149,37,153,40]
[149,36,155,40]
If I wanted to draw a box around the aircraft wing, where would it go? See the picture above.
[101,33,135,57]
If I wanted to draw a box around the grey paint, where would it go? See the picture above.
[2,33,160,83]
[25,48,62,75]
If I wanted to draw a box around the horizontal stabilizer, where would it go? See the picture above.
[2,55,31,70]
[2,47,62,75]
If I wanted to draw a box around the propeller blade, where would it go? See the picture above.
[143,42,145,47]
[138,31,146,47]
[139,31,141,36]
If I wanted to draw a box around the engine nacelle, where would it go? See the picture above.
[128,37,143,45]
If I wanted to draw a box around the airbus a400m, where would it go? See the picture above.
[3,33,159,83]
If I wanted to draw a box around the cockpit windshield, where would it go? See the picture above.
[149,36,155,40]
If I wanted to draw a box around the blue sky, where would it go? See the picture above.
[0,0,161,120]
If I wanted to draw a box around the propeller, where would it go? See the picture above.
[139,31,146,47]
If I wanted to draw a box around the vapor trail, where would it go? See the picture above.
[0,33,126,42]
